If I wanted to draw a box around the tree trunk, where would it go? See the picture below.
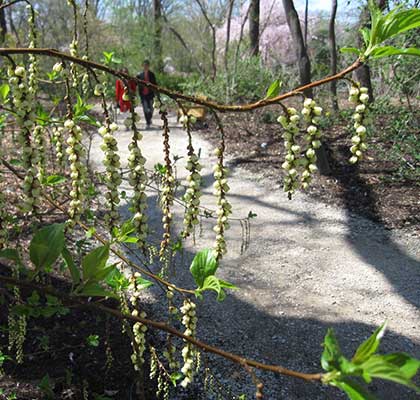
[355,0,387,101]
[282,0,330,174]
[195,0,217,80]
[281,0,312,94]
[225,0,235,71]
[249,0,259,56]
[304,0,308,47]
[329,0,338,111]
[153,0,163,73]
[0,0,7,44]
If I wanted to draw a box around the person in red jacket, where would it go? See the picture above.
[115,68,137,113]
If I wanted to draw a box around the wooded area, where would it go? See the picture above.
[0,0,419,399]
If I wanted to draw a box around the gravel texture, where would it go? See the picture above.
[88,107,420,400]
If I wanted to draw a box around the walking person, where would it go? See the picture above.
[115,67,137,114]
[137,60,157,129]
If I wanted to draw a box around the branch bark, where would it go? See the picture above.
[0,273,323,382]
[0,47,362,112]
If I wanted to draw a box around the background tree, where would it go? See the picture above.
[281,0,311,93]
[154,0,164,72]
[356,0,388,101]
[329,0,338,110]
[0,0,7,44]
[249,0,260,56]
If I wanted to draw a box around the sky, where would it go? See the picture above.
[295,0,357,12]
[297,0,332,10]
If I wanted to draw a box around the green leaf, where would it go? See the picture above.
[381,8,420,42]
[352,322,387,364]
[333,378,377,400]
[369,46,420,59]
[86,334,100,347]
[9,159,22,167]
[0,248,21,264]
[43,174,67,186]
[135,276,154,290]
[62,247,80,284]
[266,79,282,99]
[106,268,129,290]
[81,244,110,281]
[0,84,10,101]
[78,282,117,298]
[360,28,371,47]
[321,328,342,372]
[190,249,218,288]
[170,372,183,386]
[218,278,238,290]
[85,227,96,239]
[93,264,118,282]
[361,354,420,391]
[382,353,420,380]
[29,224,65,271]
[340,47,361,55]
[201,275,226,301]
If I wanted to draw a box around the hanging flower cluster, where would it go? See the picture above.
[0,192,8,249]
[158,105,175,259]
[8,286,27,364]
[52,126,66,169]
[67,0,79,88]
[81,56,90,96]
[8,65,40,214]
[128,272,148,370]
[301,98,323,189]
[181,116,202,239]
[278,107,301,196]
[99,121,122,228]
[33,125,46,182]
[213,147,232,260]
[348,86,370,164]
[65,119,87,226]
[125,90,149,247]
[180,299,197,388]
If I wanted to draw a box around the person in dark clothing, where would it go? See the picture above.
[137,60,157,129]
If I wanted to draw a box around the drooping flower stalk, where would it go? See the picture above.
[128,272,148,371]
[180,299,198,388]
[99,119,121,229]
[52,126,66,170]
[126,85,149,249]
[63,73,88,227]
[158,102,175,259]
[212,116,232,260]
[95,81,121,230]
[278,107,301,198]
[0,190,8,249]
[33,125,47,182]
[180,114,202,239]
[348,85,370,164]
[301,98,323,189]
[8,65,40,214]
[67,0,80,89]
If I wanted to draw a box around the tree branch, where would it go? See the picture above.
[0,47,362,112]
[0,273,323,382]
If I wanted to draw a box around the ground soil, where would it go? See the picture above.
[197,105,419,235]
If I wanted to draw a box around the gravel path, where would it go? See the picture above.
[89,108,420,399]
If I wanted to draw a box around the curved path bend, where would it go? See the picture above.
[89,108,420,399]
